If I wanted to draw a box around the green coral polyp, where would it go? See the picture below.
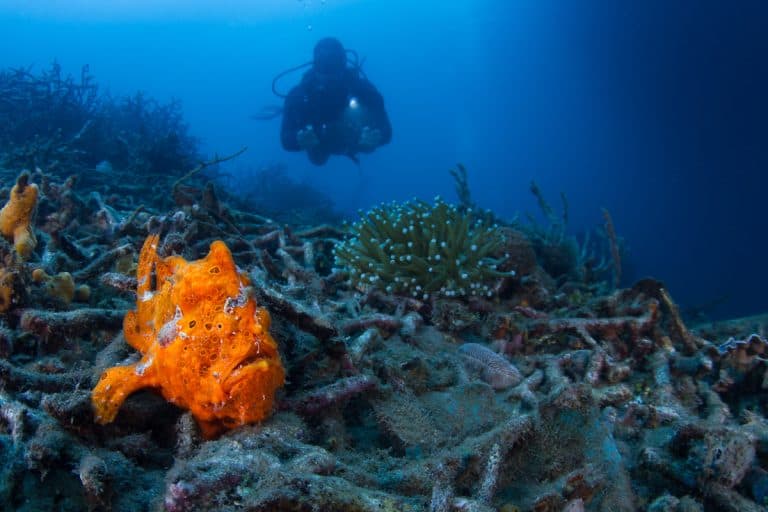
[335,197,513,299]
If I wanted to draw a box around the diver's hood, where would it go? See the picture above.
[313,37,346,75]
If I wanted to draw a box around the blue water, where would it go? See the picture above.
[1,0,766,319]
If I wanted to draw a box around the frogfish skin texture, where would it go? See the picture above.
[92,234,285,438]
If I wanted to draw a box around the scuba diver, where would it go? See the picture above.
[273,37,392,166]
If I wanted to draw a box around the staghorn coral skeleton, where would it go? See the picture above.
[91,234,285,438]
[0,148,765,509]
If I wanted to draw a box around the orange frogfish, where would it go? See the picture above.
[92,234,285,437]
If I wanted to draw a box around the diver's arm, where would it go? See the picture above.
[280,88,305,151]
[356,80,392,147]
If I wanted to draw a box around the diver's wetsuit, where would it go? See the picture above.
[281,68,392,165]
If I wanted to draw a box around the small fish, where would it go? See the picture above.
[250,105,283,121]
[94,160,113,173]
[459,342,522,390]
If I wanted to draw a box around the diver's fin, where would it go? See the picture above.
[345,153,361,166]
[250,105,283,121]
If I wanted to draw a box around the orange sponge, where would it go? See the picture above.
[31,269,90,304]
[92,235,285,437]
[0,173,38,260]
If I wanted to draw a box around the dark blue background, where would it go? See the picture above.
[0,1,766,319]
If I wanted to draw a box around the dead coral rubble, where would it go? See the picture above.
[0,158,765,512]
